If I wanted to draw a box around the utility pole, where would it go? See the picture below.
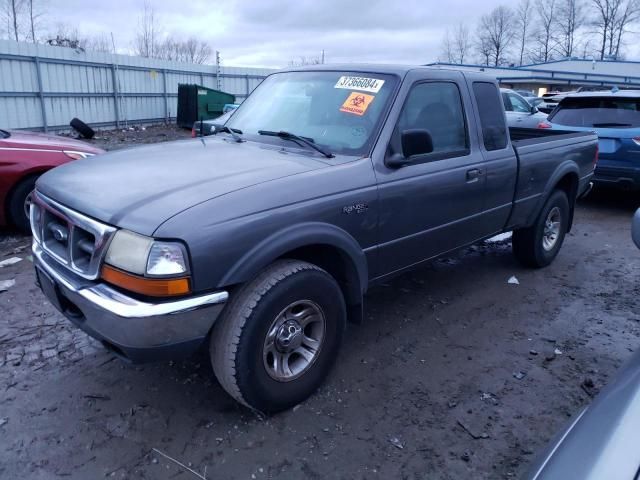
[216,50,222,90]
[321,49,325,64]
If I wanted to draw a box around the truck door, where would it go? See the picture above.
[371,71,489,278]
[470,82,518,233]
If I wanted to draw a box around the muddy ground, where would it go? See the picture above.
[57,124,192,151]
[1,131,639,479]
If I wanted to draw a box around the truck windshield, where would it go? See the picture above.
[226,71,398,156]
[550,96,640,128]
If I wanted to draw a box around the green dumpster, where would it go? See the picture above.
[176,84,236,128]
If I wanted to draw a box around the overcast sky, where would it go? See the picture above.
[43,0,511,67]
[44,0,640,67]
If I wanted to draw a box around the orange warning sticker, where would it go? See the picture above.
[340,92,375,116]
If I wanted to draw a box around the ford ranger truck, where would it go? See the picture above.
[31,65,598,413]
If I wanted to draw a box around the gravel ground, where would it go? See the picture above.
[1,131,639,479]
[57,124,192,151]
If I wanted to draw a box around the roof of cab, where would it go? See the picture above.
[274,64,499,86]
[279,63,494,78]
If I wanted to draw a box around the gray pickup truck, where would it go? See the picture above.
[30,65,598,413]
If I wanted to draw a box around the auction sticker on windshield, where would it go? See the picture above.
[334,76,385,93]
[340,92,375,116]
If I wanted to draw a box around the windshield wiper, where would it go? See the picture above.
[592,122,632,127]
[217,126,244,142]
[258,130,333,158]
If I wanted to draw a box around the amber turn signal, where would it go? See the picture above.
[101,265,191,297]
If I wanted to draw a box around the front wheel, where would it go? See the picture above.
[210,260,346,413]
[512,189,570,268]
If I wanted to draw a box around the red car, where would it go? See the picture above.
[0,129,104,232]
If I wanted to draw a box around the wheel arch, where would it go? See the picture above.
[530,163,579,231]
[218,222,368,321]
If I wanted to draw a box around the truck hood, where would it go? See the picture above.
[36,137,329,235]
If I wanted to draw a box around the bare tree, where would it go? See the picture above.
[26,0,43,42]
[2,0,23,41]
[155,36,212,63]
[288,55,323,67]
[440,23,471,63]
[453,23,472,63]
[610,0,640,57]
[476,6,516,66]
[516,0,534,65]
[440,28,455,63]
[532,0,558,62]
[182,37,212,64]
[85,33,114,53]
[1,0,45,43]
[557,0,586,57]
[476,33,493,66]
[134,0,160,58]
[591,0,621,59]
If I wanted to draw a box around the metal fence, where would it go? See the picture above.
[0,39,275,132]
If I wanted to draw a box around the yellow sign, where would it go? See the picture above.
[340,92,375,116]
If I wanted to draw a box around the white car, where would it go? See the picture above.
[500,88,549,128]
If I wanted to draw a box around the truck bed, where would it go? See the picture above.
[506,127,598,230]
[509,127,595,146]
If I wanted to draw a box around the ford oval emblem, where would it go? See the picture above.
[52,225,68,242]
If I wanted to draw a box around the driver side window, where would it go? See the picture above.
[396,82,469,157]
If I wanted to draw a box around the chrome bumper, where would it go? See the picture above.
[33,242,228,362]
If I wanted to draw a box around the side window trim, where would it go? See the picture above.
[392,80,471,164]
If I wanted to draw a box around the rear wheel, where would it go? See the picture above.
[7,175,38,233]
[210,259,346,413]
[513,189,570,268]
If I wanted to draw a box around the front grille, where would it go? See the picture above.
[30,192,116,280]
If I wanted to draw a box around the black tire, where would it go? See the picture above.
[69,117,95,139]
[513,189,570,268]
[210,259,346,413]
[7,175,38,233]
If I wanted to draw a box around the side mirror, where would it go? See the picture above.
[530,105,538,114]
[402,129,433,157]
[386,129,434,168]
[633,208,640,249]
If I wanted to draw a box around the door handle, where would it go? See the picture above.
[466,168,483,182]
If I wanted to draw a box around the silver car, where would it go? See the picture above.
[501,88,549,128]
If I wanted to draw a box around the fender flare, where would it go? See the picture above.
[527,161,579,228]
[218,222,368,303]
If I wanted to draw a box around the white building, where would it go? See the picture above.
[427,59,640,96]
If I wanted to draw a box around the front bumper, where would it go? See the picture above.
[33,242,228,363]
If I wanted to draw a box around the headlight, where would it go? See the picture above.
[63,150,95,160]
[102,230,191,296]
[104,230,153,275]
[147,242,188,276]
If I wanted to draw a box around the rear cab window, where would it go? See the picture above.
[550,96,640,128]
[472,82,508,151]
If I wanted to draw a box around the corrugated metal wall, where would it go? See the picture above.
[0,39,275,131]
